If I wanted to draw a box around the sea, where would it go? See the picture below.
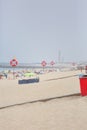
[0,62,76,72]
[0,62,42,72]
[0,62,58,72]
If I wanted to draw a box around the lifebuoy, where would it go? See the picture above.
[10,59,18,67]
[50,61,55,66]
[41,61,47,67]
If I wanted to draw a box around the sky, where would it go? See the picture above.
[0,0,87,63]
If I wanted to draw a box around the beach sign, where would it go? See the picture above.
[10,58,18,67]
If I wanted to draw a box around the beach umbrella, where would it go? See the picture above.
[24,72,36,77]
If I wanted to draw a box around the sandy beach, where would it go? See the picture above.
[0,70,87,130]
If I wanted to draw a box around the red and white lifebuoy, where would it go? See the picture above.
[41,60,47,67]
[10,59,18,67]
[50,61,55,66]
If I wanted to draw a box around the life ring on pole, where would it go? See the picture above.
[10,59,18,67]
[41,60,47,67]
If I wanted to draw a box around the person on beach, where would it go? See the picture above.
[85,66,87,73]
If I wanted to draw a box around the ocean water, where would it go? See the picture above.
[0,62,41,72]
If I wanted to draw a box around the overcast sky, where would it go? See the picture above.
[0,0,87,63]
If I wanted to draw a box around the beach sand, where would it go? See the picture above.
[0,70,87,130]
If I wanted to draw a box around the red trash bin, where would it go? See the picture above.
[79,75,87,96]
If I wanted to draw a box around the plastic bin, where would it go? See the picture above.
[79,75,87,96]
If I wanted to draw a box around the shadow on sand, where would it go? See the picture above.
[0,93,81,110]
[45,74,78,82]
